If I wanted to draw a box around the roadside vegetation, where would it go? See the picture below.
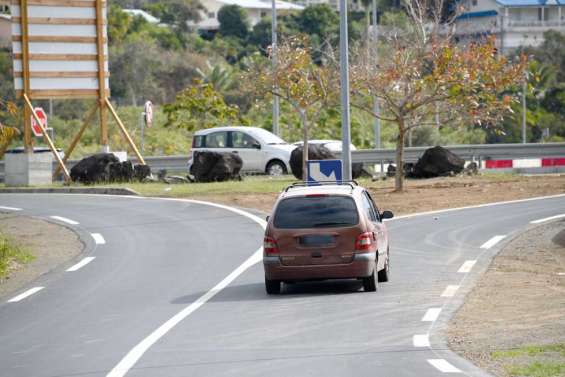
[0,231,34,279]
[492,344,565,377]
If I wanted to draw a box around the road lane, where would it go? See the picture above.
[0,193,564,377]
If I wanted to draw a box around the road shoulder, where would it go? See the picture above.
[448,219,565,377]
[0,212,84,300]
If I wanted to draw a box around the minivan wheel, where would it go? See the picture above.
[362,268,378,292]
[378,250,390,283]
[265,277,281,294]
[266,161,286,176]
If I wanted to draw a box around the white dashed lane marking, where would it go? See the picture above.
[422,308,442,322]
[7,287,44,303]
[66,257,96,272]
[457,260,477,273]
[441,285,460,297]
[50,216,79,225]
[91,233,106,245]
[480,235,506,249]
[428,359,461,373]
[530,213,565,224]
[0,206,22,211]
[413,334,430,347]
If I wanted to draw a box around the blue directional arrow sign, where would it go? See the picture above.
[307,160,343,185]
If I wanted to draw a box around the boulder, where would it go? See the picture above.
[290,144,365,180]
[191,151,243,182]
[412,146,465,178]
[70,153,119,184]
[133,164,151,182]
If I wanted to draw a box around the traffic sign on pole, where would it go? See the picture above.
[307,160,343,185]
[30,107,47,137]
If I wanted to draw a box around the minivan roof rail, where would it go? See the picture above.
[284,180,359,192]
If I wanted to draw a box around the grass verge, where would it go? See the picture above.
[0,232,35,279]
[492,344,565,377]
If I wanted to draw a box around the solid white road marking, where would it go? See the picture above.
[7,287,44,303]
[480,235,506,249]
[0,206,22,211]
[458,260,477,273]
[66,257,96,272]
[530,213,565,224]
[91,233,106,245]
[441,285,460,297]
[413,334,430,347]
[428,359,462,373]
[106,199,266,377]
[422,308,442,322]
[50,216,79,225]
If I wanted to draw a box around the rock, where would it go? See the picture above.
[463,162,479,176]
[412,146,465,178]
[157,169,167,181]
[108,161,134,182]
[164,175,190,184]
[70,153,119,184]
[134,164,151,182]
[191,151,243,182]
[290,144,365,180]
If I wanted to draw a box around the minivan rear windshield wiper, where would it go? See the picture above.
[312,222,352,227]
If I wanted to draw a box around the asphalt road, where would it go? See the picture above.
[0,193,564,377]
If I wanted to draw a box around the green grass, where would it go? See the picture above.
[492,344,565,377]
[509,362,565,377]
[0,232,35,278]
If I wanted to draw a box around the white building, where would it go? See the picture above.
[122,9,161,24]
[455,0,565,52]
[194,0,304,31]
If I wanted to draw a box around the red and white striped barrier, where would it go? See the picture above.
[483,158,565,169]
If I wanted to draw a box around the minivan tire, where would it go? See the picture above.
[362,268,378,292]
[265,277,281,294]
[378,250,390,283]
[266,160,286,176]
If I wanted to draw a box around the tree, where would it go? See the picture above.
[349,0,526,191]
[143,0,202,32]
[163,81,245,131]
[218,5,249,40]
[246,37,338,179]
[0,99,20,158]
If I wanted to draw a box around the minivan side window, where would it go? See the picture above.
[361,192,378,222]
[206,132,228,148]
[365,192,381,222]
[231,131,258,148]
[193,135,205,148]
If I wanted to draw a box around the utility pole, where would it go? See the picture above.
[522,77,527,144]
[271,0,280,136]
[372,0,380,149]
[340,0,352,181]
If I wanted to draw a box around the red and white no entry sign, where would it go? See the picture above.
[30,107,47,137]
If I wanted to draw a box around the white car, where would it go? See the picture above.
[188,127,295,176]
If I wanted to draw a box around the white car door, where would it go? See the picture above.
[230,131,263,172]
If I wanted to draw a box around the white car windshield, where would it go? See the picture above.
[250,128,288,145]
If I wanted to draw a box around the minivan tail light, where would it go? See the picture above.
[355,232,373,251]
[264,236,279,255]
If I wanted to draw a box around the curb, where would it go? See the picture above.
[0,187,140,196]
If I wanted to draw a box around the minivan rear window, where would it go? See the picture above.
[274,196,359,229]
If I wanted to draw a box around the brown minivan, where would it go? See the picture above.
[263,181,393,294]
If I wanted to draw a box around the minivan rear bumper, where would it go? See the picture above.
[263,252,375,281]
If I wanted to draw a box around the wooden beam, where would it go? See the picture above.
[15,71,109,78]
[20,0,32,153]
[12,0,100,7]
[17,89,109,99]
[13,35,104,43]
[23,94,71,182]
[53,103,97,179]
[14,53,105,61]
[12,17,100,25]
[95,0,107,148]
[105,99,146,165]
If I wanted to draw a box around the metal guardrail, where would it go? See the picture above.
[1,143,564,178]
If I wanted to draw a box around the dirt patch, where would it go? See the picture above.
[0,213,84,299]
[448,220,565,376]
[184,174,565,215]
